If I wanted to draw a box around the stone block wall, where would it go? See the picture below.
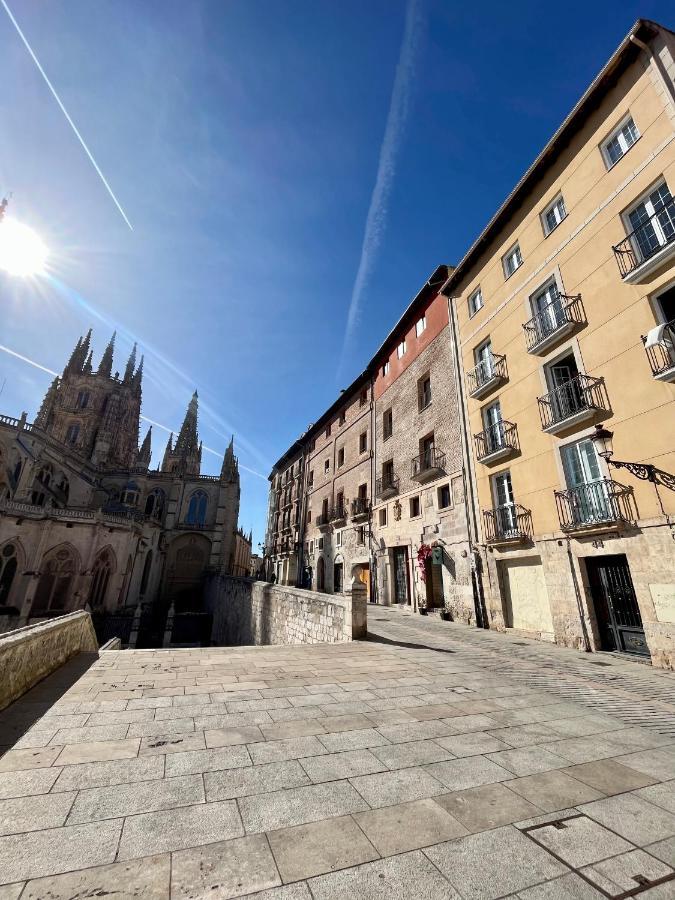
[205,576,367,646]
[0,611,99,711]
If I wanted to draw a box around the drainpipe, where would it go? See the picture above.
[447,295,487,628]
[630,34,675,110]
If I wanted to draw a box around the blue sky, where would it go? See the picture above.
[1,0,672,549]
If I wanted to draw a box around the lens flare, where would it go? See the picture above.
[0,218,48,276]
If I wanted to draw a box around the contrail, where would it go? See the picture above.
[1,0,133,231]
[0,343,267,479]
[338,0,423,376]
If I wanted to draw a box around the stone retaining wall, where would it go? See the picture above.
[205,576,367,646]
[0,611,99,711]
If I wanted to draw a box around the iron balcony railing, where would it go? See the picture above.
[467,353,507,396]
[316,513,330,528]
[350,497,370,518]
[537,374,606,430]
[484,504,532,542]
[411,447,446,479]
[613,199,675,278]
[474,421,518,462]
[555,479,635,531]
[329,504,347,523]
[375,473,399,498]
[523,294,583,351]
[642,319,675,377]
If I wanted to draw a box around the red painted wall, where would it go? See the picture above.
[374,292,449,400]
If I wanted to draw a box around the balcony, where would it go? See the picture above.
[555,479,635,533]
[642,320,675,382]
[474,421,519,464]
[484,504,532,544]
[538,374,608,434]
[411,447,446,483]
[329,504,347,526]
[350,497,370,521]
[467,353,507,399]
[613,199,675,282]
[316,513,331,531]
[376,474,399,500]
[523,294,584,354]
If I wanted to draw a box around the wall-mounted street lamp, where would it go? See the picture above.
[591,424,675,492]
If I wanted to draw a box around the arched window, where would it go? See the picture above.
[0,543,18,606]
[13,458,22,484]
[144,489,165,520]
[122,482,139,507]
[76,391,90,409]
[88,548,115,610]
[186,490,207,525]
[66,423,80,445]
[55,474,69,505]
[31,464,53,507]
[33,546,77,615]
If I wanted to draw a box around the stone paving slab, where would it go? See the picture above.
[1,604,675,896]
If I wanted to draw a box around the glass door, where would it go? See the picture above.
[475,341,494,386]
[561,440,610,525]
[493,471,517,536]
[533,282,565,339]
[484,402,504,452]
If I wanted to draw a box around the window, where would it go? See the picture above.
[325,423,331,438]
[493,471,518,534]
[324,459,330,474]
[603,115,639,168]
[309,439,315,452]
[318,537,324,550]
[88,549,114,611]
[186,490,207,525]
[468,288,483,317]
[357,526,365,546]
[76,391,89,409]
[309,540,314,555]
[438,484,451,509]
[382,361,390,377]
[383,408,393,441]
[542,195,567,236]
[66,423,80,445]
[339,410,346,426]
[144,489,165,520]
[359,431,368,454]
[336,490,344,514]
[397,340,406,359]
[416,316,426,337]
[337,447,345,468]
[32,547,76,615]
[336,530,342,548]
[502,243,523,278]
[626,181,675,263]
[418,374,432,411]
[307,509,312,524]
[379,507,387,527]
[474,340,494,383]
[360,388,368,407]
[0,543,18,606]
[358,483,367,501]
[308,470,314,486]
[409,496,420,518]
[483,401,506,453]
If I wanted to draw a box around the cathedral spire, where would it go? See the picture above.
[64,335,83,375]
[123,343,137,384]
[83,350,93,374]
[138,426,152,465]
[99,331,116,378]
[174,391,199,455]
[220,434,238,482]
[132,355,144,391]
[36,376,60,429]
[161,431,174,470]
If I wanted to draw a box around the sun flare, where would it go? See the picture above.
[0,218,49,277]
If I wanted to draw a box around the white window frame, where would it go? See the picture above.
[382,361,390,377]
[601,114,640,169]
[309,540,314,555]
[415,316,426,337]
[468,287,483,317]
[336,530,342,548]
[502,243,523,279]
[622,179,674,253]
[541,194,567,236]
[397,340,406,359]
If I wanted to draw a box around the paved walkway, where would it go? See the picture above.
[0,610,674,899]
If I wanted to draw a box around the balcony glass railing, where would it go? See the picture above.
[613,199,675,278]
[555,479,635,531]
[467,353,507,396]
[537,374,607,430]
[474,421,518,461]
[523,294,583,351]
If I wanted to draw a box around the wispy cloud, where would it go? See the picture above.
[0,342,267,480]
[338,0,424,376]
[0,0,133,230]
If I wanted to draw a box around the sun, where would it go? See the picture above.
[0,218,49,277]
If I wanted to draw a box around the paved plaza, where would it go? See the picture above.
[1,607,675,899]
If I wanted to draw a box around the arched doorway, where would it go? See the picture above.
[88,548,116,611]
[0,542,19,606]
[317,556,325,592]
[32,545,78,615]
[165,534,211,611]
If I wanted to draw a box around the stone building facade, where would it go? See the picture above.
[232,527,253,578]
[0,331,242,643]
[442,19,675,669]
[267,443,304,587]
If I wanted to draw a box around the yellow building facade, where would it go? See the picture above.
[444,20,675,668]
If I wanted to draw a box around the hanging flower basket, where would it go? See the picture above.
[417,544,432,583]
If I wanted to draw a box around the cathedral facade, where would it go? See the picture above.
[0,331,241,643]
